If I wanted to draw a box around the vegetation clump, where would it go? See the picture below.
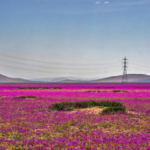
[112,90,121,92]
[85,90,101,93]
[101,106,126,114]
[112,90,128,93]
[51,87,61,89]
[49,100,126,114]
[15,96,36,99]
[18,87,49,89]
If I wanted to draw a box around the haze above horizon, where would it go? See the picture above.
[0,0,150,79]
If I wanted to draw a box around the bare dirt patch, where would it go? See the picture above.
[127,110,144,116]
[67,107,107,114]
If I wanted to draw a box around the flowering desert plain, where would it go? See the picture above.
[0,83,150,150]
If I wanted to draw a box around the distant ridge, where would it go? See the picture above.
[0,74,31,83]
[91,74,150,83]
[1,74,150,83]
[31,77,91,83]
[31,74,150,83]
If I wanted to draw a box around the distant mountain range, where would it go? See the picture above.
[91,74,150,83]
[27,74,150,83]
[0,74,31,83]
[31,77,94,82]
[1,74,150,83]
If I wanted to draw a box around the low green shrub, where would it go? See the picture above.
[51,87,61,89]
[50,102,73,111]
[97,101,123,107]
[85,91,101,93]
[101,106,126,114]
[15,96,36,99]
[49,100,125,114]
[74,101,95,108]
[112,90,121,92]
[18,87,49,89]
[112,90,128,93]
[50,103,64,111]
[64,106,75,111]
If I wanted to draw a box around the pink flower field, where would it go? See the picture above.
[0,84,150,150]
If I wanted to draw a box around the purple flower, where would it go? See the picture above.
[146,109,150,115]
[147,146,150,150]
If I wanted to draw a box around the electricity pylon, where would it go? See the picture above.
[122,57,128,83]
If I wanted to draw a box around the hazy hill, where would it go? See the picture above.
[0,74,31,83]
[43,74,150,83]
[1,73,150,83]
[91,74,150,83]
[31,77,93,82]
[31,74,150,83]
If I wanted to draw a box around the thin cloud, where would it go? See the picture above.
[94,1,101,4]
[104,1,109,4]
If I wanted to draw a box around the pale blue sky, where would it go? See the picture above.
[0,0,150,79]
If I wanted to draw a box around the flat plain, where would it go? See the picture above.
[0,84,150,150]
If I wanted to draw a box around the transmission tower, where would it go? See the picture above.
[122,57,128,83]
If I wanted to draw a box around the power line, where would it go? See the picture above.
[0,57,121,70]
[130,65,150,72]
[0,52,120,66]
[130,68,150,75]
[130,62,150,69]
[0,63,122,74]
[0,47,118,62]
[131,59,150,65]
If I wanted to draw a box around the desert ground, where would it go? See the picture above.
[0,84,150,149]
